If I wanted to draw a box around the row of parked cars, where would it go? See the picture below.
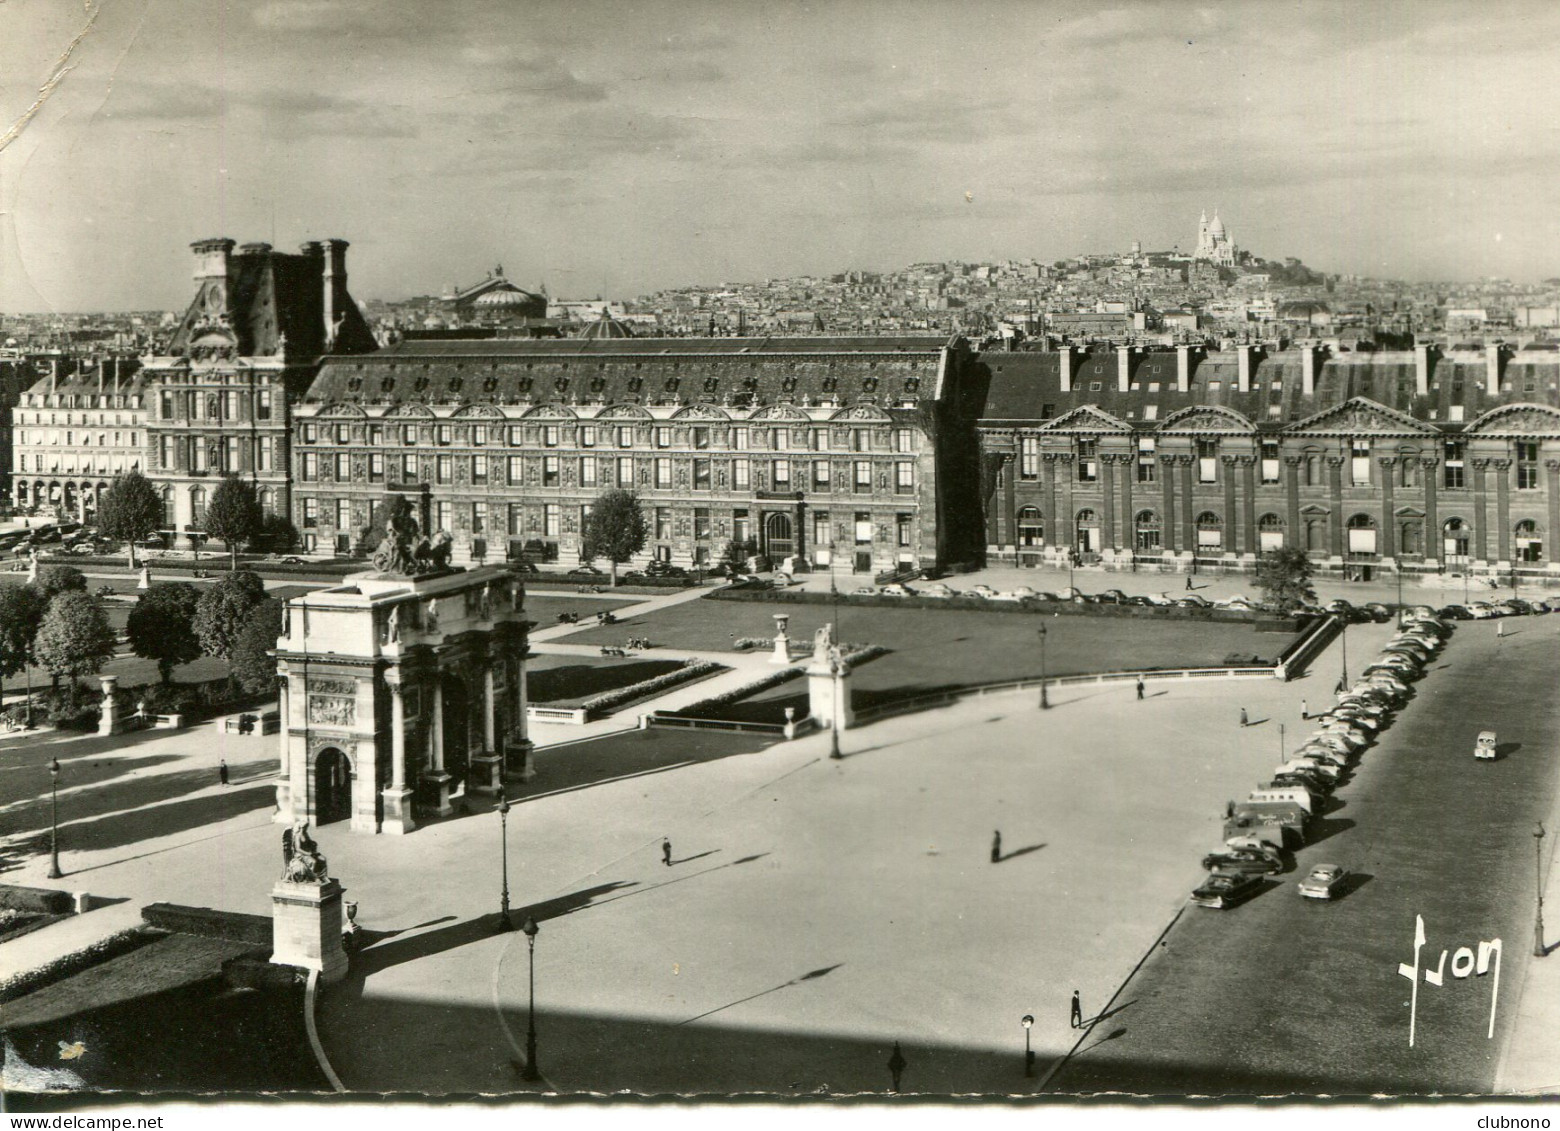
[1436,596,1560,619]
[1190,606,1453,909]
[851,583,1272,609]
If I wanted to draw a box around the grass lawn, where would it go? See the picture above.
[581,597,1297,721]
[526,655,692,707]
[522,594,644,626]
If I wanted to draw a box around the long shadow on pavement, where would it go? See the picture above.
[8,781,275,862]
[515,729,777,803]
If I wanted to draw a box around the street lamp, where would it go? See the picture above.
[829,657,844,760]
[521,916,541,1081]
[496,788,512,932]
[1339,618,1348,690]
[1535,822,1547,959]
[1037,625,1049,710]
[46,757,61,879]
[1021,1014,1035,1076]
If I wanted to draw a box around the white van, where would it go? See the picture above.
[1475,731,1498,761]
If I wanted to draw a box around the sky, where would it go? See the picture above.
[2,0,1559,312]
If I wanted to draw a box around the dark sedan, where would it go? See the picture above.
[1201,850,1284,877]
[1190,871,1265,909]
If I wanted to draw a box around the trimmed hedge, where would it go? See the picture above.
[579,658,725,714]
[672,643,886,717]
[0,883,74,915]
[141,902,274,946]
[0,926,154,1004]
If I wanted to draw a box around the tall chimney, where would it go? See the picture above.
[1059,347,1075,393]
[1116,346,1132,392]
[190,238,236,312]
[1176,345,1191,392]
[1301,347,1317,397]
[1414,343,1432,397]
[324,238,350,345]
[1237,346,1253,393]
[1486,343,1503,396]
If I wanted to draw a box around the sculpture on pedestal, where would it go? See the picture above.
[281,820,329,883]
[369,499,456,578]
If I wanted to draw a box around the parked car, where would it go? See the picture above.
[1438,604,1475,620]
[567,565,606,578]
[921,583,957,599]
[1122,594,1155,606]
[1201,849,1284,877]
[881,583,917,598]
[968,585,998,599]
[1498,599,1535,616]
[1297,864,1350,900]
[1007,586,1038,599]
[644,561,688,578]
[1280,757,1343,782]
[1475,730,1498,762]
[1295,744,1352,768]
[1096,589,1129,605]
[507,561,539,576]
[1270,771,1332,796]
[1177,594,1212,608]
[1543,596,1560,613]
[1364,603,1393,622]
[1468,602,1500,619]
[1216,596,1258,611]
[1190,871,1265,909]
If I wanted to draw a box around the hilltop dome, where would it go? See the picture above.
[474,284,540,308]
[1209,212,1226,237]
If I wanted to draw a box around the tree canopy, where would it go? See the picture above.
[230,597,284,696]
[194,569,268,660]
[34,565,87,603]
[1254,547,1317,612]
[32,591,116,703]
[204,475,263,570]
[127,583,203,684]
[0,584,47,684]
[97,471,163,567]
[580,490,649,586]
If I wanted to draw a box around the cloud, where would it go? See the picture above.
[101,80,416,138]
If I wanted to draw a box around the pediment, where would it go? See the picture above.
[1156,404,1255,434]
[671,402,731,421]
[1299,503,1331,516]
[1464,402,1560,436]
[1287,397,1435,436]
[1393,506,1427,518]
[519,403,579,420]
[594,403,652,420]
[1037,404,1131,433]
[829,404,892,423]
[450,403,504,419]
[384,402,434,419]
[317,402,368,418]
[749,403,810,422]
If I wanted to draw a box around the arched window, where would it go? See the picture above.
[1075,508,1100,552]
[1304,455,1319,487]
[1017,506,1044,548]
[1258,513,1285,551]
[258,488,275,517]
[1516,520,1543,563]
[161,487,175,528]
[1196,511,1222,550]
[1443,518,1470,561]
[190,486,207,527]
[15,481,27,507]
[1134,510,1160,551]
[1346,513,1378,557]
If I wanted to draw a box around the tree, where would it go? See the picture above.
[126,583,203,684]
[32,591,115,706]
[97,471,163,568]
[230,597,284,696]
[580,489,648,587]
[0,584,47,702]
[255,513,299,554]
[204,475,263,570]
[1254,547,1317,612]
[34,566,87,603]
[194,569,267,661]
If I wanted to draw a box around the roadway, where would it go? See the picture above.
[1050,615,1560,1095]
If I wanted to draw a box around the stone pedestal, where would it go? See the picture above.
[505,736,535,781]
[771,613,792,664]
[421,770,454,817]
[137,565,151,591]
[270,878,349,984]
[808,663,855,730]
[469,753,504,795]
[380,787,417,835]
[97,676,121,737]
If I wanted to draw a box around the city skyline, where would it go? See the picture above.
[3,0,1560,313]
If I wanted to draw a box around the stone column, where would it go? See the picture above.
[1058,454,1075,556]
[274,677,293,824]
[1159,454,1177,553]
[1042,454,1059,557]
[1221,455,1239,559]
[97,675,120,737]
[469,663,503,796]
[381,681,415,835]
[422,677,452,816]
[1179,456,1195,556]
[513,655,535,781]
[1239,455,1257,556]
[1378,457,1397,561]
[1285,456,1303,549]
[1494,458,1512,563]
[1120,453,1135,558]
[1473,458,1490,564]
[1546,460,1560,565]
[1327,455,1345,559]
[1100,455,1117,550]
[1421,457,1440,567]
[1003,453,1018,551]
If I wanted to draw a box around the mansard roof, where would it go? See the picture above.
[305,335,958,412]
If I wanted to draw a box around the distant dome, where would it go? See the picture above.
[1209,213,1227,236]
[579,312,635,339]
[475,284,539,308]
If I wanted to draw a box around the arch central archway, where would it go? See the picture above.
[765,512,794,559]
[314,747,352,825]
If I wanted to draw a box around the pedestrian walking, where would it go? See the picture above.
[991,830,1002,864]
[1185,575,1193,591]
[1070,990,1083,1030]
[1300,698,1308,720]
[1239,707,1248,727]
[219,759,229,786]
[1135,677,1145,701]
[662,837,672,867]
